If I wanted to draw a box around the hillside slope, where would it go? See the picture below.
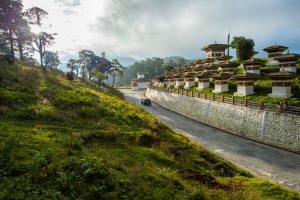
[0,61,299,199]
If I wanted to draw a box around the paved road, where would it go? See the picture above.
[120,89,300,192]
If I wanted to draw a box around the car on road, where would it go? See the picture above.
[141,98,151,106]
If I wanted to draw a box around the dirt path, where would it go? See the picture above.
[120,89,300,192]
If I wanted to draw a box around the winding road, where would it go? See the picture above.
[120,89,300,192]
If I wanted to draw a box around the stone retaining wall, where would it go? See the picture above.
[146,88,300,153]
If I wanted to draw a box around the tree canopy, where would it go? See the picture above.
[231,36,255,61]
[117,57,189,85]
[109,59,125,87]
[43,51,60,68]
[0,0,27,62]
[0,2,57,64]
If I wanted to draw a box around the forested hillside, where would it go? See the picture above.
[117,57,192,85]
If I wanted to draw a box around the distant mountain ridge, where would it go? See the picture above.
[106,55,138,67]
[163,56,196,64]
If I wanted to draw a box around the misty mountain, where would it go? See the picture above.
[106,55,138,67]
[163,56,195,64]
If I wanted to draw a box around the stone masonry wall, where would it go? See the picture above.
[146,88,300,153]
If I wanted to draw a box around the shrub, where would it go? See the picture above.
[254,79,272,94]
[76,105,107,119]
[32,152,52,172]
[188,191,206,200]
[292,78,300,98]
[58,157,131,199]
[63,133,84,150]
[234,67,245,75]
[0,106,9,115]
[0,88,33,107]
[139,134,160,147]
[13,105,37,120]
[0,139,16,175]
[36,104,57,119]
[228,79,237,91]
[213,162,239,177]
[54,90,98,109]
[260,66,280,75]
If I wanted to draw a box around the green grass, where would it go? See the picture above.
[0,60,299,199]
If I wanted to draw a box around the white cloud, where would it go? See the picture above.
[55,0,81,7]
[22,0,300,64]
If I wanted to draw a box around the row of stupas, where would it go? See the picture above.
[152,43,300,98]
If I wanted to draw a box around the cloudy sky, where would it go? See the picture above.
[22,0,300,65]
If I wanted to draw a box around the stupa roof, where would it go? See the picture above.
[273,53,300,62]
[219,62,239,68]
[216,55,232,61]
[192,65,205,71]
[180,66,192,73]
[172,73,184,79]
[263,44,288,53]
[196,72,211,79]
[232,72,261,80]
[243,58,265,65]
[202,58,216,63]
[266,71,297,79]
[164,73,175,79]
[201,43,229,52]
[182,72,197,78]
[203,64,219,69]
[212,72,232,80]
[190,60,203,65]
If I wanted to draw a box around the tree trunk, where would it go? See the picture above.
[39,36,44,67]
[88,71,91,80]
[39,50,43,67]
[76,68,79,76]
[18,41,24,61]
[112,75,115,87]
[8,28,15,63]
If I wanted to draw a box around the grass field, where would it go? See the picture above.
[0,61,299,199]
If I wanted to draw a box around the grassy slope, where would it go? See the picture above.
[0,61,299,200]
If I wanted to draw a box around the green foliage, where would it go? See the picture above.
[254,79,272,94]
[231,36,255,61]
[77,49,112,80]
[260,66,280,75]
[66,58,79,75]
[108,59,125,87]
[0,61,299,199]
[0,0,25,62]
[120,57,165,84]
[0,139,15,174]
[228,79,237,91]
[292,78,300,99]
[43,51,60,68]
[234,67,245,75]
[91,68,106,86]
